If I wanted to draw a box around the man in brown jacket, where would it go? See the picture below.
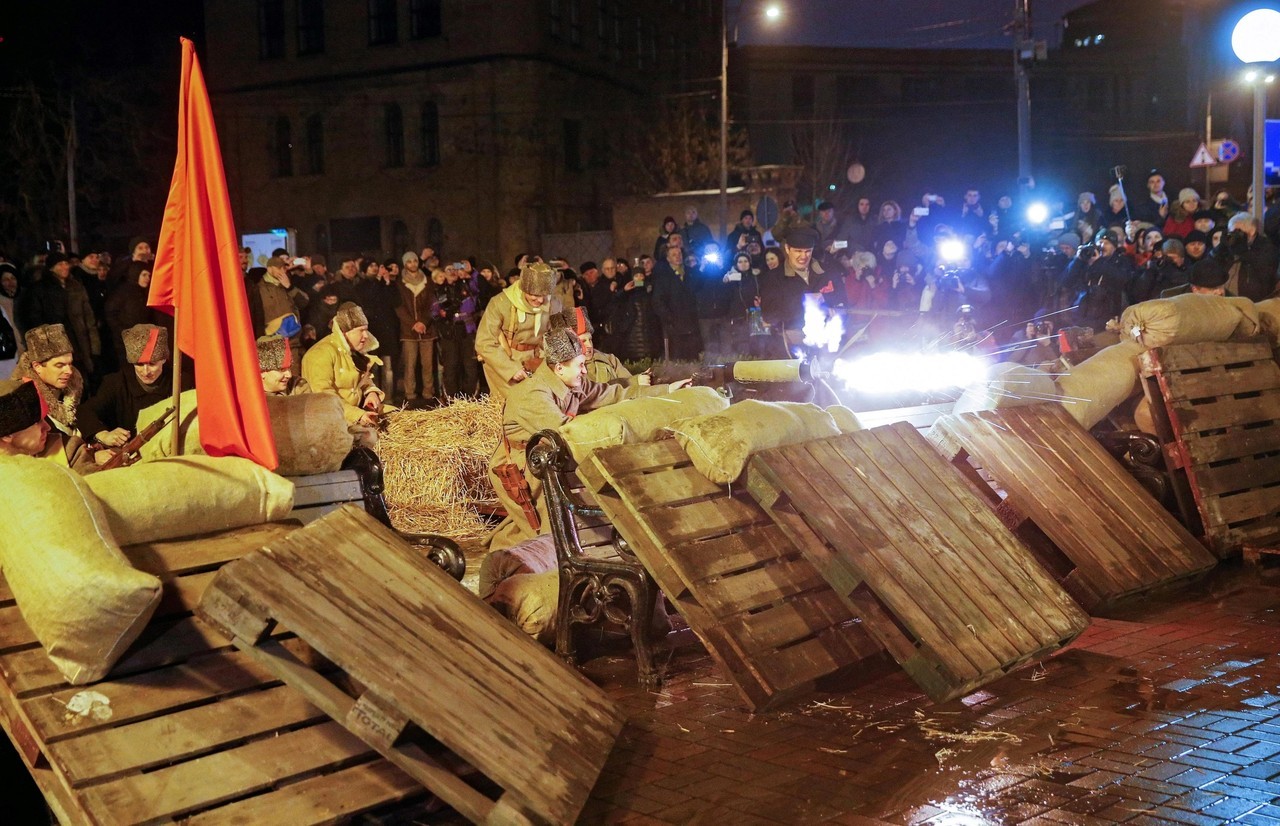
[395,251,437,405]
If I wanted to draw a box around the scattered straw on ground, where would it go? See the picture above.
[378,396,503,540]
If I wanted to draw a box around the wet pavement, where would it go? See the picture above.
[565,561,1280,824]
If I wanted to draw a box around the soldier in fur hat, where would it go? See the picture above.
[486,327,690,551]
[0,380,51,457]
[475,260,564,400]
[80,324,186,453]
[9,324,92,468]
[547,306,645,388]
[258,335,309,396]
[301,302,384,445]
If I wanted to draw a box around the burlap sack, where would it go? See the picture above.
[560,386,728,463]
[86,455,295,546]
[0,456,162,685]
[137,392,350,476]
[1256,298,1280,345]
[828,405,863,434]
[1056,340,1145,429]
[1119,294,1260,350]
[953,363,1059,414]
[487,570,560,641]
[675,400,841,484]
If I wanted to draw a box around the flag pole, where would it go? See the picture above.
[170,307,182,456]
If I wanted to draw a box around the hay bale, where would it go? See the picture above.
[1119,294,1260,350]
[1056,340,1144,429]
[560,386,728,463]
[953,362,1059,414]
[378,396,503,540]
[675,400,840,484]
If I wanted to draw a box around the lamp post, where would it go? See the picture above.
[1232,9,1280,222]
[720,2,781,246]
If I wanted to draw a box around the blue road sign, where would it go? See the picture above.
[1218,139,1240,163]
[1268,120,1280,185]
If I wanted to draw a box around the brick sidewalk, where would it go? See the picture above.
[570,563,1280,825]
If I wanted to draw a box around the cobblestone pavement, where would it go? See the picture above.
[570,562,1280,825]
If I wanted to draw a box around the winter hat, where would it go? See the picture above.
[1078,192,1097,206]
[579,261,599,274]
[334,302,369,332]
[1058,232,1082,249]
[401,251,419,265]
[310,254,326,266]
[1190,258,1229,289]
[25,324,74,363]
[549,307,594,337]
[1184,229,1210,246]
[1094,228,1121,247]
[1161,238,1186,257]
[256,336,293,372]
[45,252,70,269]
[518,262,557,296]
[740,208,754,219]
[123,324,170,364]
[783,224,820,248]
[1178,188,1201,205]
[0,380,46,437]
[543,327,584,365]
[266,254,290,270]
[128,236,149,255]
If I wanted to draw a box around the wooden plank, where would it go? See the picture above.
[672,525,797,582]
[120,521,299,578]
[611,464,724,509]
[644,495,766,545]
[1156,361,1280,401]
[291,481,364,508]
[1180,421,1280,465]
[288,469,362,487]
[1140,339,1274,373]
[199,506,622,826]
[1192,454,1280,498]
[591,439,689,479]
[79,720,374,823]
[181,760,422,826]
[1203,485,1280,528]
[696,558,830,617]
[1171,391,1280,434]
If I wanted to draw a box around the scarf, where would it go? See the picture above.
[502,282,548,337]
[14,353,82,429]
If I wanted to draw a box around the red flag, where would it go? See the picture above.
[150,38,277,469]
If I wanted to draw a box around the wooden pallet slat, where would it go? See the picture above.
[196,506,622,826]
[587,441,883,711]
[928,404,1216,607]
[747,425,1089,702]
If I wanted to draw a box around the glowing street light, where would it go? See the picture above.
[1232,9,1280,221]
[764,4,781,21]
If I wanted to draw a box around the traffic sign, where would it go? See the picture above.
[1218,139,1240,164]
[1190,143,1217,168]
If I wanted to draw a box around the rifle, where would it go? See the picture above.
[99,406,176,470]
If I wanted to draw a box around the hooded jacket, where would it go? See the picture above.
[300,320,384,424]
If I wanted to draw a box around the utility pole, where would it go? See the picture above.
[66,94,79,252]
[1013,0,1033,187]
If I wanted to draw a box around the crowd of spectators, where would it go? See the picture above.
[4,169,1278,410]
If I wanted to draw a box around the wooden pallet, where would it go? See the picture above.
[928,404,1217,610]
[576,440,883,712]
[197,505,622,826]
[1139,339,1280,557]
[0,521,428,826]
[745,425,1089,702]
[289,468,366,524]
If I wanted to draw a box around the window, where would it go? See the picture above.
[305,114,324,174]
[368,0,398,45]
[274,116,293,177]
[420,102,440,166]
[297,0,325,55]
[563,119,582,172]
[385,103,405,167]
[792,74,814,116]
[836,75,878,109]
[410,0,442,38]
[258,0,286,59]
[391,220,411,254]
[426,217,444,250]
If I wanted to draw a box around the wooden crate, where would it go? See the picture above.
[0,522,427,826]
[197,506,623,826]
[1139,339,1280,557]
[746,425,1090,702]
[288,468,366,524]
[929,404,1217,610]
[577,440,884,712]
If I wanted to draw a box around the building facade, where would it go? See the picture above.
[203,0,721,265]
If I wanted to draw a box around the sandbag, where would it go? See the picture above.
[675,400,840,484]
[1257,298,1280,346]
[828,405,863,434]
[560,386,728,463]
[486,570,560,641]
[1119,294,1260,350]
[137,391,351,476]
[86,455,295,546]
[953,363,1059,414]
[0,456,162,684]
[1056,340,1145,429]
[477,534,557,600]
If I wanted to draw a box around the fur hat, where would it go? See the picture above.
[334,302,369,332]
[519,262,557,296]
[549,307,594,337]
[543,328,584,365]
[784,224,820,249]
[256,336,294,372]
[1190,258,1229,289]
[0,380,45,438]
[123,324,170,364]
[25,324,74,363]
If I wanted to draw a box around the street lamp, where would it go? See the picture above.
[720,2,782,246]
[1232,8,1280,221]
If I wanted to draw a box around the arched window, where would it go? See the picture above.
[384,103,404,168]
[305,113,324,175]
[391,220,411,255]
[274,116,293,177]
[420,102,440,167]
[426,217,444,251]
